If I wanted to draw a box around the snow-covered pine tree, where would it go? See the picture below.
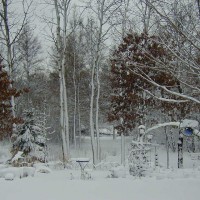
[11,109,47,165]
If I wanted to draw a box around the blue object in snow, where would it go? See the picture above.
[183,127,193,136]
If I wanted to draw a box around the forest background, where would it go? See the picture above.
[0,0,199,166]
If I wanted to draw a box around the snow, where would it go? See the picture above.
[71,158,90,162]
[0,169,200,200]
[36,166,52,174]
[11,151,23,162]
[4,173,14,181]
[146,122,180,134]
[99,128,112,135]
[138,125,146,130]
[180,119,199,129]
[1,138,200,199]
[0,167,35,178]
[109,166,126,178]
[194,129,200,137]
[158,97,188,103]
[0,167,22,178]
[146,120,200,137]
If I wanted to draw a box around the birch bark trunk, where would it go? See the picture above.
[54,0,71,162]
[96,66,100,161]
[94,0,105,163]
[87,0,122,164]
[90,63,97,165]
[73,51,77,149]
[2,0,16,132]
[77,84,82,149]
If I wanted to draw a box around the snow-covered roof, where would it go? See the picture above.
[71,158,90,162]
[99,128,112,135]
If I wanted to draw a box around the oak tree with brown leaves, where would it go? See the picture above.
[0,63,22,139]
[108,32,192,134]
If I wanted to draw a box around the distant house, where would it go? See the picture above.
[99,128,113,136]
[80,125,117,137]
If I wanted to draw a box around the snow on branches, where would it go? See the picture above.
[108,32,196,133]
[11,109,48,166]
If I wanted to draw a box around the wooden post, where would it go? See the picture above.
[178,130,183,168]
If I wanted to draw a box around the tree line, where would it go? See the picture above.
[0,0,199,165]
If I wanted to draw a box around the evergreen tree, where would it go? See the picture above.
[11,109,47,164]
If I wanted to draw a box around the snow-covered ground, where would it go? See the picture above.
[1,169,200,200]
[1,137,200,200]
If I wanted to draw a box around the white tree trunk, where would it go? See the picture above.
[87,0,122,165]
[90,63,97,166]
[1,0,30,127]
[96,66,100,161]
[59,71,68,162]
[63,1,71,157]
[77,84,82,149]
[2,0,16,132]
[62,73,70,156]
[73,52,77,149]
[94,0,105,164]
[121,133,125,166]
[54,0,71,162]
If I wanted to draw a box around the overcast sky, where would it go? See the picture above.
[13,0,135,68]
[30,0,84,64]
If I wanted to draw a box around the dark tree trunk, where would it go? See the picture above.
[178,131,183,168]
[197,0,200,18]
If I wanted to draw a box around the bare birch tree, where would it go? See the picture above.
[17,22,43,87]
[68,9,86,150]
[84,0,122,165]
[53,0,71,164]
[0,0,32,133]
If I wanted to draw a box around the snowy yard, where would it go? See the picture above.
[1,138,200,200]
[1,169,200,200]
[0,0,199,199]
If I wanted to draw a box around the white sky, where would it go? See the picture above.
[12,0,138,69]
[33,0,84,44]
[12,0,84,67]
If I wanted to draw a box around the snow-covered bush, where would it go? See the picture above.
[33,163,52,173]
[5,173,14,180]
[109,166,126,178]
[95,162,120,170]
[36,166,52,174]
[46,161,64,170]
[0,167,35,179]
[128,140,151,177]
